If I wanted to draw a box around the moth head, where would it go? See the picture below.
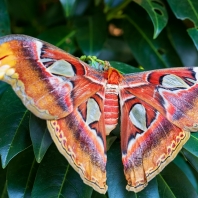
[106,66,123,84]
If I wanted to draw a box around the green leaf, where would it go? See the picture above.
[32,144,93,198]
[157,175,176,198]
[167,19,198,66]
[98,37,135,64]
[1,1,198,196]
[38,26,76,54]
[106,135,117,151]
[59,0,90,17]
[109,61,142,73]
[29,114,52,163]
[0,0,10,36]
[74,14,107,56]
[137,178,159,198]
[167,0,198,26]
[6,0,37,22]
[0,81,8,97]
[107,141,135,198]
[173,153,198,191]
[188,28,198,50]
[167,0,198,50]
[7,147,38,198]
[91,190,107,198]
[0,87,31,168]
[183,147,198,172]
[182,149,198,192]
[104,0,123,8]
[0,159,8,198]
[160,162,198,197]
[183,133,198,157]
[133,0,168,38]
[123,4,182,70]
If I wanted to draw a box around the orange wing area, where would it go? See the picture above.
[0,35,105,120]
[0,35,108,193]
[119,90,189,192]
[123,67,198,131]
[47,90,107,194]
[119,67,198,192]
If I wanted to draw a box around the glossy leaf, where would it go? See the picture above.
[0,81,8,97]
[74,14,107,56]
[32,144,93,198]
[106,135,117,151]
[7,147,38,198]
[0,159,8,198]
[157,175,175,198]
[173,153,198,191]
[1,0,198,197]
[167,0,198,50]
[166,0,198,26]
[0,0,10,36]
[188,28,198,50]
[123,4,182,70]
[138,179,159,198]
[91,191,107,198]
[0,87,31,168]
[183,147,198,172]
[99,37,135,64]
[167,19,198,66]
[133,0,168,38]
[183,133,198,157]
[107,141,135,198]
[59,0,90,17]
[5,0,37,22]
[109,61,142,73]
[104,0,123,8]
[160,162,198,197]
[38,26,76,54]
[29,114,52,163]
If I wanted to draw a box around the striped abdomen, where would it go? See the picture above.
[104,84,119,135]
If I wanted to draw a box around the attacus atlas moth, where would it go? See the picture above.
[0,35,197,194]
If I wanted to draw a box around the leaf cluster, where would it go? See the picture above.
[0,0,198,197]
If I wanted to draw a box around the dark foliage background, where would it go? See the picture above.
[0,0,198,197]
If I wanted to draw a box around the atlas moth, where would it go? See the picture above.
[0,34,197,194]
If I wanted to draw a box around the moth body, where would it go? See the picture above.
[104,83,119,135]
